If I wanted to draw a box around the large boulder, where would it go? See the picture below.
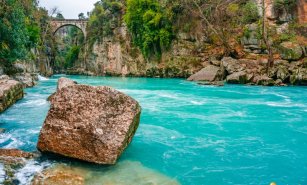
[253,75,275,86]
[226,71,248,84]
[187,65,224,82]
[0,75,23,113]
[290,68,307,85]
[37,78,141,164]
[57,77,77,91]
[222,57,245,74]
[276,66,290,82]
[279,42,304,61]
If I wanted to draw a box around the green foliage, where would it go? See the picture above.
[78,13,86,20]
[273,0,296,14]
[0,0,29,62]
[26,23,41,48]
[241,1,260,24]
[124,0,174,58]
[54,25,84,69]
[0,0,51,65]
[55,13,65,20]
[64,46,80,68]
[87,0,123,46]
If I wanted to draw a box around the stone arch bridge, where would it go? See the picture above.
[50,19,88,37]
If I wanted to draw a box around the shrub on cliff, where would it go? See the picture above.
[124,0,173,58]
[65,46,80,69]
[87,0,123,47]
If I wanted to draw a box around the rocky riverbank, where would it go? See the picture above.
[188,56,307,86]
[0,75,24,113]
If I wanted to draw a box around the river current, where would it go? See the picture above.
[0,75,307,185]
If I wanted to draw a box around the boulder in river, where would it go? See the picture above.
[0,75,23,113]
[37,78,141,164]
[187,65,224,82]
[226,71,248,84]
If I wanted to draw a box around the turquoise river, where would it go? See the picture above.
[0,75,307,185]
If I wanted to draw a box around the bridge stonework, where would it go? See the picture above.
[50,19,88,37]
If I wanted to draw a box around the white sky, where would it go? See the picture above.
[39,0,98,19]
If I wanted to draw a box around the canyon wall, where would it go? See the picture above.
[72,25,206,78]
[67,0,306,81]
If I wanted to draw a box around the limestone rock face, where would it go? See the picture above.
[37,78,141,164]
[0,76,23,113]
[187,65,224,82]
[279,42,303,61]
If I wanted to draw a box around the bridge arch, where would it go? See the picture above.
[50,19,88,38]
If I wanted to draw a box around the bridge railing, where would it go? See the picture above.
[51,19,89,22]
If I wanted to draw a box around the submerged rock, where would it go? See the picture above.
[0,75,24,113]
[187,65,224,82]
[37,78,141,164]
[0,149,36,159]
[31,161,180,185]
[197,81,224,86]
[31,165,85,185]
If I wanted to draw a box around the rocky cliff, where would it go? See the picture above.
[69,25,205,78]
[66,0,306,86]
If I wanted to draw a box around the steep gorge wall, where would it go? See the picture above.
[74,25,206,78]
[71,0,305,79]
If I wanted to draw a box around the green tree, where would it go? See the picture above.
[124,0,173,58]
[0,0,29,62]
[78,13,86,20]
[55,13,64,20]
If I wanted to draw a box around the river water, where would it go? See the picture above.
[0,75,307,185]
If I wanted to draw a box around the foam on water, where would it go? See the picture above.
[0,76,306,185]
[15,160,51,185]
[37,75,49,81]
[0,164,5,184]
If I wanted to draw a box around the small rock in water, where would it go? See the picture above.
[0,128,5,133]
[31,165,85,185]
[37,78,141,164]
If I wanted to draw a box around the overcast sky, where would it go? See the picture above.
[39,0,98,19]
